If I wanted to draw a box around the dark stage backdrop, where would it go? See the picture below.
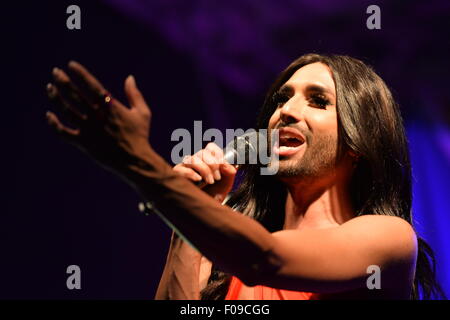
[4,0,450,299]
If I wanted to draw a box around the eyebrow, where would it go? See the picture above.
[305,84,335,97]
[277,83,335,97]
[276,84,295,96]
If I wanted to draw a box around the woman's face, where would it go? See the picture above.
[268,62,347,183]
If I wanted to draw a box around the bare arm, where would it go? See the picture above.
[155,144,234,300]
[155,231,204,300]
[127,147,417,293]
[125,146,279,285]
[267,215,417,293]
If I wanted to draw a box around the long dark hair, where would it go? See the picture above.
[201,53,446,300]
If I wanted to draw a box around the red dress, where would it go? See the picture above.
[225,276,319,300]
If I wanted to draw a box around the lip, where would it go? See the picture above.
[273,127,306,157]
[273,143,305,156]
[278,127,306,143]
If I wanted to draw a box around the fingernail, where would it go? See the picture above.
[207,174,214,184]
[128,75,136,87]
[45,111,53,123]
[213,170,221,180]
[52,67,59,75]
[46,84,56,98]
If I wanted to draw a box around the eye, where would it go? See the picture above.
[272,91,290,108]
[308,93,331,109]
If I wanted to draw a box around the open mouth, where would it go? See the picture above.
[273,128,306,157]
[280,135,304,147]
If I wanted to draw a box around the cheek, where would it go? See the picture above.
[307,111,338,139]
[268,110,280,128]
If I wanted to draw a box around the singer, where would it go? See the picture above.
[45,53,445,300]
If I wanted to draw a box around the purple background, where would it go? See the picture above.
[4,0,450,298]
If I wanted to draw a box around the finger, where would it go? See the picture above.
[205,142,225,163]
[218,163,237,187]
[220,162,237,176]
[204,143,225,180]
[124,75,150,113]
[67,61,129,118]
[198,150,221,181]
[173,165,202,182]
[47,83,86,125]
[183,154,215,184]
[67,60,107,102]
[183,152,218,167]
[45,111,80,142]
[52,67,92,113]
[202,163,237,202]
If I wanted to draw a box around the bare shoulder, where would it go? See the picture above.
[341,215,416,237]
[340,215,418,263]
[268,214,417,294]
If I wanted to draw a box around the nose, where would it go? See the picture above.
[279,98,303,125]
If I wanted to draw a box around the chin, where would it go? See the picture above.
[275,162,305,178]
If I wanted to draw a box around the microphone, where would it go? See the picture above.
[223,131,259,166]
[138,131,260,215]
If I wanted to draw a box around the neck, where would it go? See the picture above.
[283,175,355,230]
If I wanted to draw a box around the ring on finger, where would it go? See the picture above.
[101,91,113,107]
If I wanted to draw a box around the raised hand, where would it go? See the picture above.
[46,61,152,174]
